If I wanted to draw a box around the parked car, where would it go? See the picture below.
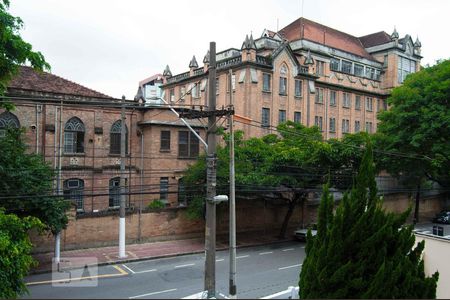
[432,210,450,224]
[294,224,317,241]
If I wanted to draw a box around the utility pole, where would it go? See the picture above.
[119,95,127,258]
[228,69,237,298]
[205,41,217,299]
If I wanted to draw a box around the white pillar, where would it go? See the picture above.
[119,217,126,258]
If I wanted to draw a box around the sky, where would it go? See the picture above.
[9,0,450,99]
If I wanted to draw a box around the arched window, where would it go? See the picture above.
[110,120,128,154]
[109,177,128,208]
[0,111,20,137]
[64,117,85,153]
[279,64,288,96]
[63,178,84,211]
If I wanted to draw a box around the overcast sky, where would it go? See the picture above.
[10,0,450,99]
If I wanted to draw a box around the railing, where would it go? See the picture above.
[217,56,242,70]
[193,68,204,76]
[298,66,309,74]
[167,71,190,84]
[256,55,271,66]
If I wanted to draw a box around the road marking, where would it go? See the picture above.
[236,255,249,259]
[122,264,135,274]
[134,269,157,274]
[259,251,273,255]
[261,286,299,299]
[174,263,195,269]
[129,288,177,299]
[301,246,305,248]
[216,258,225,262]
[26,272,127,286]
[113,265,129,275]
[218,292,230,299]
[278,264,302,270]
[282,248,295,252]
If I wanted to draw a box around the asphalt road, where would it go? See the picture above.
[23,241,305,299]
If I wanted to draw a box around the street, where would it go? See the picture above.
[23,241,305,299]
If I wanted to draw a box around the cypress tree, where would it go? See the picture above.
[299,141,439,298]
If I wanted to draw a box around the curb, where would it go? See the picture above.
[30,237,295,275]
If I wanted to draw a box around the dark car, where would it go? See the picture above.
[432,210,450,224]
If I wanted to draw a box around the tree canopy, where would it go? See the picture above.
[299,142,439,298]
[0,0,50,105]
[376,59,450,188]
[183,121,369,237]
[0,128,69,234]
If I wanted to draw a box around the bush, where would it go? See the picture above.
[185,196,204,220]
[147,200,166,210]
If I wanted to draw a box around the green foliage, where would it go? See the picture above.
[299,142,439,298]
[376,59,450,188]
[185,196,204,220]
[0,128,69,234]
[0,0,50,101]
[147,199,165,210]
[0,209,44,299]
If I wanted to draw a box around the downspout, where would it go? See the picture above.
[35,104,42,154]
[42,104,46,156]
[138,127,144,242]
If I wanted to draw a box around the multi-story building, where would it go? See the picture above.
[1,17,422,214]
[158,17,422,139]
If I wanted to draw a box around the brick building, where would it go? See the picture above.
[2,17,422,214]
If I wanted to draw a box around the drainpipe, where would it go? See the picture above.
[138,128,144,242]
[55,99,63,265]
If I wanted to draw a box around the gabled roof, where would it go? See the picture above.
[139,73,165,87]
[8,66,112,99]
[279,17,375,61]
[359,31,392,48]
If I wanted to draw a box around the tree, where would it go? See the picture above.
[0,209,44,299]
[376,59,450,222]
[0,128,69,234]
[1,0,50,107]
[299,141,439,298]
[183,121,367,238]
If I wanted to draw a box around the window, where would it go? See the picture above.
[160,177,169,203]
[110,120,128,155]
[355,120,361,132]
[329,118,336,132]
[316,60,325,76]
[63,179,84,212]
[343,93,351,108]
[192,83,200,98]
[0,111,20,137]
[366,67,380,80]
[180,86,186,101]
[263,73,271,92]
[294,111,301,124]
[398,56,416,83]
[341,60,352,74]
[64,117,85,154]
[279,110,286,124]
[178,178,187,206]
[262,108,270,127]
[109,177,128,208]
[169,88,175,102]
[160,130,171,151]
[342,119,350,133]
[365,121,373,133]
[354,64,364,77]
[294,79,302,97]
[330,90,337,106]
[366,97,373,111]
[227,73,236,92]
[330,58,340,71]
[315,88,324,104]
[178,131,199,158]
[314,116,323,131]
[355,95,361,110]
[279,77,287,95]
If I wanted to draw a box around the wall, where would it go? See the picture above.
[30,199,304,253]
[414,233,450,298]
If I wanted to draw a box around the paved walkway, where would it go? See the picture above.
[31,230,293,274]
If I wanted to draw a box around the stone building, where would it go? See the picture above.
[158,17,422,140]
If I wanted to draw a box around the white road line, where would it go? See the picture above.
[278,264,302,270]
[216,258,225,262]
[236,255,250,259]
[134,269,157,274]
[282,248,295,252]
[259,251,273,255]
[122,264,135,274]
[301,246,305,248]
[218,292,230,299]
[174,263,195,269]
[129,288,177,299]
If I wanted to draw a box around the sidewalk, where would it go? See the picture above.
[31,230,294,274]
